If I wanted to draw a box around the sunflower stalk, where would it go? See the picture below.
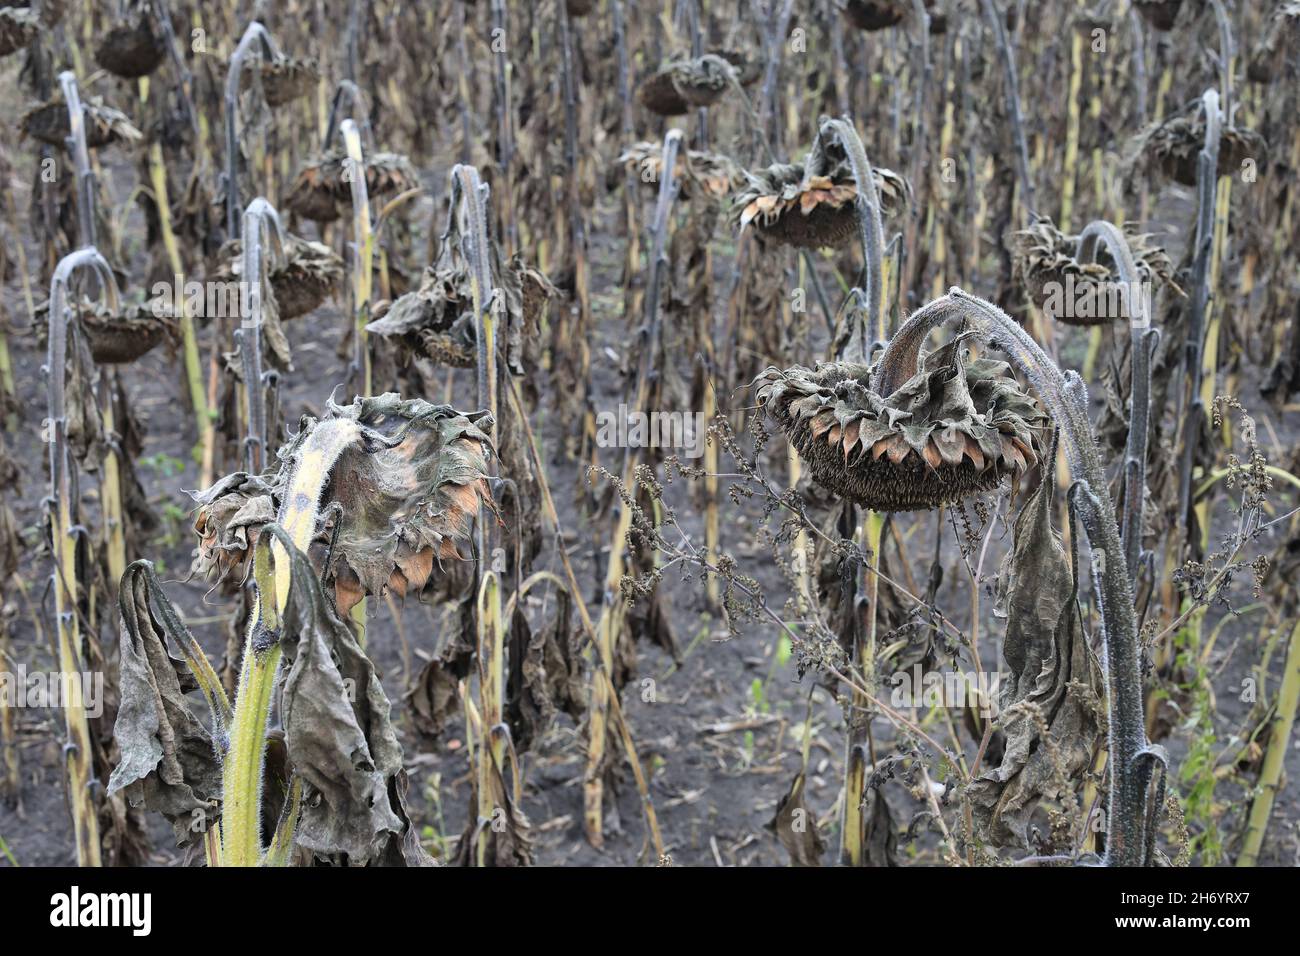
[139,76,210,465]
[878,288,1163,866]
[979,0,1036,217]
[221,417,362,866]
[1174,90,1222,541]
[47,248,120,867]
[235,199,285,473]
[1075,219,1157,586]
[340,119,374,396]
[223,22,281,238]
[585,129,683,846]
[1238,616,1300,866]
[448,163,510,862]
[507,378,664,859]
[819,117,887,358]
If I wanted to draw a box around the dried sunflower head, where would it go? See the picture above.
[1134,104,1266,187]
[36,297,180,365]
[210,233,343,320]
[244,56,319,107]
[614,141,740,201]
[756,336,1044,511]
[843,0,946,31]
[284,149,420,223]
[1247,2,1300,83]
[191,472,277,584]
[733,135,909,249]
[1011,216,1183,326]
[843,0,908,31]
[21,94,142,150]
[94,0,167,78]
[366,242,553,374]
[0,6,41,58]
[191,394,495,615]
[1132,0,1182,31]
[638,53,737,116]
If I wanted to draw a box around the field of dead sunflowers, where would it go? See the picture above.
[0,0,1297,886]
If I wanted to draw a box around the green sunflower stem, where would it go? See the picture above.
[220,418,361,866]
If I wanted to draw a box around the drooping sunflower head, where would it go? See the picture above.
[1011,216,1182,326]
[1133,104,1266,188]
[21,94,142,150]
[733,135,909,250]
[637,53,737,116]
[210,233,344,320]
[756,337,1044,511]
[191,394,496,615]
[94,0,167,78]
[614,141,741,201]
[284,150,419,223]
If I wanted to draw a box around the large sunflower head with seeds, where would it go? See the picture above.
[21,94,141,150]
[366,249,554,373]
[37,294,179,365]
[733,134,909,249]
[756,336,1044,512]
[210,233,344,320]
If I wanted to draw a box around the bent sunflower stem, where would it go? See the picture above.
[880,288,1156,866]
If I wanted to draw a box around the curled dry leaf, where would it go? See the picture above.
[191,393,495,617]
[453,724,532,867]
[506,592,586,753]
[768,772,825,866]
[967,442,1103,850]
[107,562,226,850]
[269,527,430,866]
[756,337,1044,511]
